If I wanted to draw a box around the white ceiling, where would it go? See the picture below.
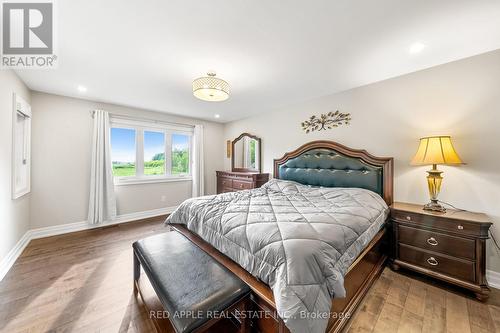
[16,0,500,123]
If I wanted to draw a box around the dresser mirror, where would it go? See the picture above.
[231,133,261,172]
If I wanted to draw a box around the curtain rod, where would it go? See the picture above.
[89,110,195,129]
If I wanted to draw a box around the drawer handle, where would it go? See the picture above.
[427,257,439,266]
[427,237,438,246]
[457,225,464,230]
[240,184,244,188]
[406,216,411,221]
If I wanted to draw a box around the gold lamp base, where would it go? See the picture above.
[423,164,446,213]
[424,200,446,213]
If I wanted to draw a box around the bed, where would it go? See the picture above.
[168,140,393,333]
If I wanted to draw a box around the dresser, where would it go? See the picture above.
[216,171,269,194]
[390,202,492,301]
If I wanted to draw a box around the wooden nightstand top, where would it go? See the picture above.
[391,202,491,225]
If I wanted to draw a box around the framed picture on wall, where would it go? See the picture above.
[12,93,31,199]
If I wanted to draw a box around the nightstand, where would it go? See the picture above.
[390,202,492,301]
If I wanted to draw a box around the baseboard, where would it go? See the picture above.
[487,270,500,289]
[30,206,177,239]
[0,206,177,281]
[0,231,32,281]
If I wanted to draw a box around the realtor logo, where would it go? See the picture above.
[1,0,57,68]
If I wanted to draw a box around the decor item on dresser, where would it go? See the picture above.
[231,132,262,172]
[226,140,231,158]
[216,171,269,194]
[411,135,463,212]
[390,202,492,301]
[301,110,351,133]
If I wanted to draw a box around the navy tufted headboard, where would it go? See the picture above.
[273,141,394,205]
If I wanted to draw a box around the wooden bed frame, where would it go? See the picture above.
[141,140,394,333]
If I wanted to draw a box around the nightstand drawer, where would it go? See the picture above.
[399,244,475,282]
[398,225,475,260]
[392,210,482,236]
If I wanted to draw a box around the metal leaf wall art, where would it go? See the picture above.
[301,110,351,133]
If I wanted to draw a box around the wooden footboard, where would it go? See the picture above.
[172,224,388,333]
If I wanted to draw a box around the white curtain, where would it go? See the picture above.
[88,110,116,224]
[192,124,205,197]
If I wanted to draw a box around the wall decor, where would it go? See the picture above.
[226,140,232,158]
[12,93,32,199]
[301,110,351,133]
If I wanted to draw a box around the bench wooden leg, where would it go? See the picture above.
[133,251,140,294]
[236,297,251,333]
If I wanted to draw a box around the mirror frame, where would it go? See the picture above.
[231,132,262,173]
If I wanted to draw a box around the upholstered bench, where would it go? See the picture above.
[133,231,251,333]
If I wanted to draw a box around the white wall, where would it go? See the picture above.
[30,92,224,228]
[0,70,31,263]
[224,49,500,273]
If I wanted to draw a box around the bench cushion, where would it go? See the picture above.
[133,231,251,333]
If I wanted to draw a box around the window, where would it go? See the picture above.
[12,94,31,199]
[144,131,165,176]
[172,134,189,175]
[110,117,192,184]
[111,128,136,177]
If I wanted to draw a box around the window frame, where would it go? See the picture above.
[110,117,193,186]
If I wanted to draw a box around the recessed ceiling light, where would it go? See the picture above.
[214,114,221,119]
[409,42,426,54]
[77,85,87,93]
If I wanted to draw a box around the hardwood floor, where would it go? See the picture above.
[0,218,498,333]
[0,218,167,333]
[344,266,500,333]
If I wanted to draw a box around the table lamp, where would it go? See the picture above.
[411,136,463,212]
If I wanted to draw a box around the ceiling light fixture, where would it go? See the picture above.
[192,71,229,102]
[214,114,221,119]
[77,85,87,93]
[409,42,426,54]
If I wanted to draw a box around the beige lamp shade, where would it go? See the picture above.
[411,136,463,166]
